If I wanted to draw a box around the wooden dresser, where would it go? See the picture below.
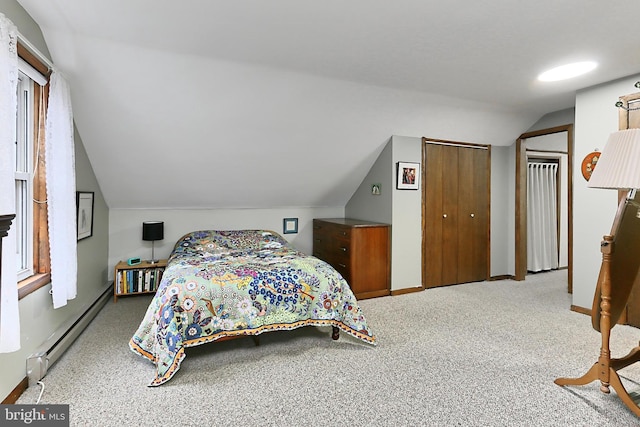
[312,218,390,299]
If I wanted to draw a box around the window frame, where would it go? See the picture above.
[15,70,35,282]
[16,43,51,299]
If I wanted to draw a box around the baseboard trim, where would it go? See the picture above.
[489,275,514,281]
[26,282,112,387]
[390,286,424,296]
[2,377,28,404]
[390,275,516,294]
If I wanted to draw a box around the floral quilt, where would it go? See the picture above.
[129,230,376,386]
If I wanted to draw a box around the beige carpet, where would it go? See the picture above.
[16,270,640,426]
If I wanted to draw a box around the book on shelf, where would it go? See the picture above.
[115,263,165,295]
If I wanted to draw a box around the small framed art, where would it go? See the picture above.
[76,191,95,240]
[396,162,420,190]
[283,217,298,234]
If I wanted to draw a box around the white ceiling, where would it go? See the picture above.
[15,0,640,209]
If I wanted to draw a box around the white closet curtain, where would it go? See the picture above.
[527,162,559,272]
[0,14,20,353]
[46,70,77,309]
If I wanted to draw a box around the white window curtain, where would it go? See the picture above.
[527,162,559,272]
[0,13,20,353]
[45,70,77,308]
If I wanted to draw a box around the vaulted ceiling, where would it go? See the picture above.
[15,0,640,209]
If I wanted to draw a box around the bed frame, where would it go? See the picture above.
[218,326,339,346]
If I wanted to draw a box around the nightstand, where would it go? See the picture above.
[113,259,167,302]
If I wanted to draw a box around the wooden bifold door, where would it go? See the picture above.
[423,140,490,288]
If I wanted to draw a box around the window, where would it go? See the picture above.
[15,71,34,281]
[15,45,50,296]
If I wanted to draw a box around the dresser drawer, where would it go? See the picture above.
[328,225,351,241]
[314,220,350,238]
[330,241,350,262]
[332,261,351,283]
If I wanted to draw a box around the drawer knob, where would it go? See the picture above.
[443,214,447,218]
[340,247,347,252]
[338,263,346,268]
[470,213,475,218]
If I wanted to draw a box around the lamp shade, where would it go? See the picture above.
[588,129,640,190]
[142,221,164,241]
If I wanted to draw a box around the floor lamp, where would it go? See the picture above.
[555,128,640,416]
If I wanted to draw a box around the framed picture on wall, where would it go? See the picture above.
[76,191,95,240]
[396,162,420,190]
[283,217,298,234]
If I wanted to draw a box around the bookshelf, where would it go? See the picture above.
[113,259,167,302]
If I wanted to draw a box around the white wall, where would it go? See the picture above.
[108,206,344,279]
[527,108,575,133]
[572,74,640,309]
[345,139,393,225]
[491,146,511,275]
[390,136,423,290]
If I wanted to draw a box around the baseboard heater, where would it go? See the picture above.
[26,283,112,386]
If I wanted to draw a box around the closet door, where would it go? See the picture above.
[441,144,460,286]
[457,147,489,283]
[423,141,489,288]
[424,143,445,287]
[424,143,460,287]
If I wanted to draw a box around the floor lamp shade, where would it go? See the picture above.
[142,221,164,263]
[588,129,640,190]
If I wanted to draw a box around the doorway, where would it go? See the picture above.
[527,157,563,272]
[515,124,573,292]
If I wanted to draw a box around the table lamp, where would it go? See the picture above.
[142,221,164,264]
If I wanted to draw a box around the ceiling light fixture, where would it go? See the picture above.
[537,61,597,82]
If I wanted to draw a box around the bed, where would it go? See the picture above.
[129,229,377,386]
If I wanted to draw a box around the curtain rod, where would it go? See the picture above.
[526,148,568,155]
[528,161,559,167]
[17,31,54,70]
